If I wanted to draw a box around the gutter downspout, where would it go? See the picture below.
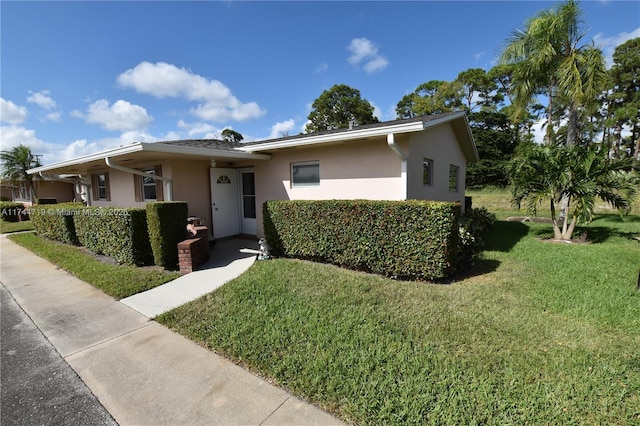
[387,133,407,200]
[39,172,92,206]
[105,157,173,201]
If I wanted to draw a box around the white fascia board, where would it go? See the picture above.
[28,141,271,175]
[144,143,271,160]
[241,121,428,152]
[27,143,146,175]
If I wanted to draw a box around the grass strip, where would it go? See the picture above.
[7,232,180,299]
[0,220,35,234]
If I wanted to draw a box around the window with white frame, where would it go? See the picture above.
[91,173,110,201]
[142,168,157,200]
[423,158,434,186]
[134,166,163,202]
[449,165,459,193]
[291,162,320,187]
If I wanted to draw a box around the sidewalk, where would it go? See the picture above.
[0,235,343,425]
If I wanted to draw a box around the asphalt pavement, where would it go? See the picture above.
[1,283,116,425]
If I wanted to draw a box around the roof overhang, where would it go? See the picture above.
[240,111,479,163]
[27,142,271,176]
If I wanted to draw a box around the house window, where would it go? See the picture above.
[91,173,110,201]
[13,183,30,201]
[134,165,164,202]
[242,172,256,219]
[142,168,157,200]
[291,162,320,187]
[449,165,459,193]
[217,175,231,184]
[423,158,434,186]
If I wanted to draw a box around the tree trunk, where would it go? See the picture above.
[634,135,640,164]
[550,198,562,240]
[561,215,578,241]
[545,83,554,145]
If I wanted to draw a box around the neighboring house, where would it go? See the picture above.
[0,178,78,205]
[27,111,478,239]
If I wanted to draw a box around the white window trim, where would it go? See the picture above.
[142,167,157,201]
[291,161,320,188]
[449,164,459,193]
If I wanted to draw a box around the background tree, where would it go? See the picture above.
[500,0,606,146]
[466,110,519,188]
[456,68,499,112]
[305,84,378,133]
[221,128,244,143]
[0,144,42,203]
[604,38,640,161]
[396,80,463,118]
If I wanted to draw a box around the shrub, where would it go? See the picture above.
[74,207,153,265]
[0,201,27,222]
[146,202,188,269]
[263,200,460,280]
[457,207,496,270]
[29,202,83,245]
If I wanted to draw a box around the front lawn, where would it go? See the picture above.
[7,232,181,299]
[0,219,34,234]
[158,214,640,424]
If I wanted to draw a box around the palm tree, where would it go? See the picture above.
[509,144,638,241]
[500,0,607,146]
[0,144,42,203]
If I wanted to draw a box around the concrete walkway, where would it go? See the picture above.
[0,235,343,425]
[122,238,260,318]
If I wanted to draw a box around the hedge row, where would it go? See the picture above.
[74,207,153,265]
[30,202,187,268]
[146,202,188,268]
[0,201,29,222]
[30,203,81,245]
[264,200,461,280]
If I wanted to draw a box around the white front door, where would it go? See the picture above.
[239,169,257,235]
[210,168,240,238]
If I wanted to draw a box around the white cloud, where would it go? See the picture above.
[593,27,640,67]
[363,56,389,74]
[27,90,56,110]
[0,125,45,151]
[1,98,28,124]
[347,37,389,74]
[46,112,62,122]
[315,63,329,73]
[269,119,295,139]
[75,99,153,132]
[177,120,219,138]
[117,61,266,122]
[474,51,486,61]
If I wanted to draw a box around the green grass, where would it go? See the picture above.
[7,232,181,299]
[0,219,35,234]
[158,194,640,424]
[467,186,640,220]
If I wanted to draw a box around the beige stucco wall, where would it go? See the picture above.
[252,138,404,236]
[35,180,78,203]
[89,160,215,235]
[407,123,467,209]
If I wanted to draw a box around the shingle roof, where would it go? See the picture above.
[241,111,464,147]
[156,139,243,151]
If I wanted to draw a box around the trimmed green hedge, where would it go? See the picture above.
[263,200,461,280]
[30,203,82,245]
[0,201,27,222]
[146,202,188,269]
[74,207,153,265]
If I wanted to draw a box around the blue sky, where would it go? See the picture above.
[1,1,639,165]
